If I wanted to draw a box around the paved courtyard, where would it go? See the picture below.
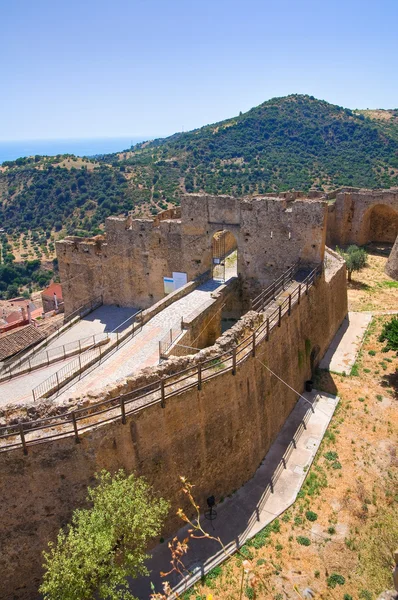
[55,278,223,402]
[0,279,225,406]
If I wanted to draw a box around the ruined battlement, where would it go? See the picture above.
[57,193,328,315]
[327,188,398,246]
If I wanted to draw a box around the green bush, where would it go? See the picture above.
[305,510,318,522]
[379,317,398,352]
[327,573,345,588]
[296,536,311,546]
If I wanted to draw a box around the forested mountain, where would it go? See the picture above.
[1,95,398,245]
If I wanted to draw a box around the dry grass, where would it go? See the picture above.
[178,256,398,600]
[347,249,398,312]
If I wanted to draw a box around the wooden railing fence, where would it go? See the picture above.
[0,265,322,455]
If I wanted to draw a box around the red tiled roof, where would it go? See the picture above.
[0,325,45,361]
[42,283,63,300]
[5,310,23,324]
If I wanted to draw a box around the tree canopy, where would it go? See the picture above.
[40,470,169,600]
[338,245,368,281]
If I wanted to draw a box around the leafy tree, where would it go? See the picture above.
[378,316,398,352]
[40,470,169,600]
[337,245,367,281]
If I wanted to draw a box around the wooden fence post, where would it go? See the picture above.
[288,294,292,315]
[197,363,202,390]
[266,317,270,341]
[278,305,282,326]
[161,379,166,408]
[71,412,80,443]
[19,423,28,455]
[232,347,237,375]
[252,331,256,357]
[120,397,126,424]
[298,284,301,304]
[306,279,309,295]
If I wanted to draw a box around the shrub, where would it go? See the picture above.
[379,317,398,352]
[296,536,311,546]
[40,470,169,600]
[305,510,318,522]
[324,451,338,461]
[327,573,346,588]
[337,245,367,281]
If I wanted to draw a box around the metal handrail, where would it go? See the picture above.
[31,310,142,402]
[251,260,301,312]
[0,265,322,453]
[0,332,110,382]
[0,295,103,373]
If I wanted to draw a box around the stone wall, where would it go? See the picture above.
[326,189,398,246]
[174,278,241,353]
[57,194,328,316]
[386,235,398,279]
[0,255,347,600]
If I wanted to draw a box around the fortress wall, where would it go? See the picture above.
[386,235,398,279]
[175,279,241,352]
[0,258,347,600]
[57,195,328,314]
[327,189,398,246]
[56,237,106,315]
[103,217,184,309]
[239,198,327,297]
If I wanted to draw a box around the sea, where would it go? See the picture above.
[0,137,154,164]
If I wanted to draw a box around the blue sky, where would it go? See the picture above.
[1,0,397,141]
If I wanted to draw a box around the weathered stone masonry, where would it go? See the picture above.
[0,254,347,600]
[57,194,327,315]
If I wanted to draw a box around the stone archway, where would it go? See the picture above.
[363,204,398,244]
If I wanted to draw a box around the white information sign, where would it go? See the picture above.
[163,277,174,295]
[172,272,188,290]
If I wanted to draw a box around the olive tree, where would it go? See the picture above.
[40,470,169,600]
[337,245,367,281]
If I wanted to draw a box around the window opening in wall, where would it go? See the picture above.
[211,230,238,282]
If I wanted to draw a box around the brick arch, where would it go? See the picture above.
[360,203,398,244]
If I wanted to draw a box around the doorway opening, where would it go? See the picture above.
[211,230,238,282]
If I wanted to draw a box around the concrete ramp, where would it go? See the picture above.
[319,311,372,374]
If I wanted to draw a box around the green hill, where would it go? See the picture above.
[1,94,398,244]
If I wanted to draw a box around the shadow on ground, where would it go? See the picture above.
[313,368,339,396]
[381,369,398,399]
[347,280,372,291]
[364,242,393,257]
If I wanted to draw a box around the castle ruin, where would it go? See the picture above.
[0,188,397,599]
